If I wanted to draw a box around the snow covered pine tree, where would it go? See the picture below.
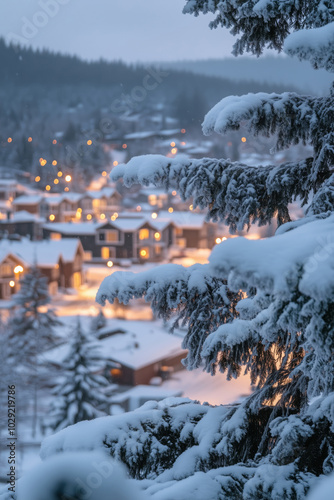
[37,1,334,499]
[49,317,110,432]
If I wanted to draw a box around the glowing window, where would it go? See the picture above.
[139,228,149,240]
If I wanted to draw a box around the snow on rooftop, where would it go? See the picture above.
[12,194,43,205]
[43,222,102,235]
[9,210,45,223]
[0,238,80,267]
[124,131,155,140]
[43,318,186,370]
[159,211,206,229]
[111,217,149,232]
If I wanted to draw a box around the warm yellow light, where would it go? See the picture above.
[46,185,51,191]
[140,249,147,257]
[122,144,127,149]
[53,139,57,145]
[170,141,176,147]
[54,179,59,184]
[189,204,193,211]
[172,190,177,196]
[87,214,92,220]
[241,137,247,143]
[49,214,55,221]
[154,232,161,240]
[102,171,107,177]
[151,212,158,219]
[28,137,32,142]
[168,207,174,213]
[76,211,81,219]
[136,205,141,212]
[57,171,63,177]
[100,213,106,220]
[181,129,186,134]
[113,161,118,166]
[113,212,118,218]
[215,238,222,244]
[9,281,15,288]
[7,137,12,143]
[171,148,177,154]
[35,176,40,182]
[107,260,114,268]
[64,187,69,192]
[65,175,72,182]
[14,266,23,274]
[111,215,116,221]
[52,160,57,166]
[222,237,227,241]
[77,208,82,213]
[181,141,186,146]
[87,140,92,146]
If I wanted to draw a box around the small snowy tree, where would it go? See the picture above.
[6,266,61,436]
[49,318,110,432]
[90,309,107,333]
[35,2,334,498]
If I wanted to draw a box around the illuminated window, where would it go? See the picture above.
[101,247,110,259]
[154,232,161,241]
[148,194,157,206]
[50,233,61,240]
[139,228,149,240]
[140,248,149,259]
[105,230,118,242]
[92,199,100,209]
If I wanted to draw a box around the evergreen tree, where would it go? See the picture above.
[6,266,61,436]
[94,1,334,497]
[24,2,334,499]
[49,318,109,432]
[90,309,107,333]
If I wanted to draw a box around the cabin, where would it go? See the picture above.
[0,251,25,300]
[0,211,44,240]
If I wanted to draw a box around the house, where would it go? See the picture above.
[0,211,45,240]
[0,250,25,300]
[43,216,168,263]
[40,193,83,223]
[43,318,187,387]
[81,187,122,220]
[12,194,43,215]
[0,238,85,295]
[94,320,186,386]
[159,211,216,249]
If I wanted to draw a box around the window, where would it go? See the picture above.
[0,264,11,276]
[106,230,118,242]
[50,233,61,240]
[101,247,110,259]
[139,228,149,240]
[92,199,100,209]
[140,247,149,259]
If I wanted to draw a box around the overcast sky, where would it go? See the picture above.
[1,0,239,62]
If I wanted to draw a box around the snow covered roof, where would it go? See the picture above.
[0,238,81,267]
[85,187,116,199]
[9,210,45,223]
[158,211,206,229]
[43,318,185,370]
[111,217,149,232]
[124,131,155,140]
[43,222,102,235]
[150,218,174,231]
[110,385,183,403]
[97,319,185,369]
[12,194,43,205]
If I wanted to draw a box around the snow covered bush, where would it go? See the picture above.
[30,1,334,498]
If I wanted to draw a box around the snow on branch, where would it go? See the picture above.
[183,0,334,57]
[111,155,312,231]
[96,264,241,370]
[284,22,334,72]
[203,92,318,151]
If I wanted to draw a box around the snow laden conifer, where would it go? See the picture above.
[49,317,109,432]
[37,2,334,498]
[6,266,60,436]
